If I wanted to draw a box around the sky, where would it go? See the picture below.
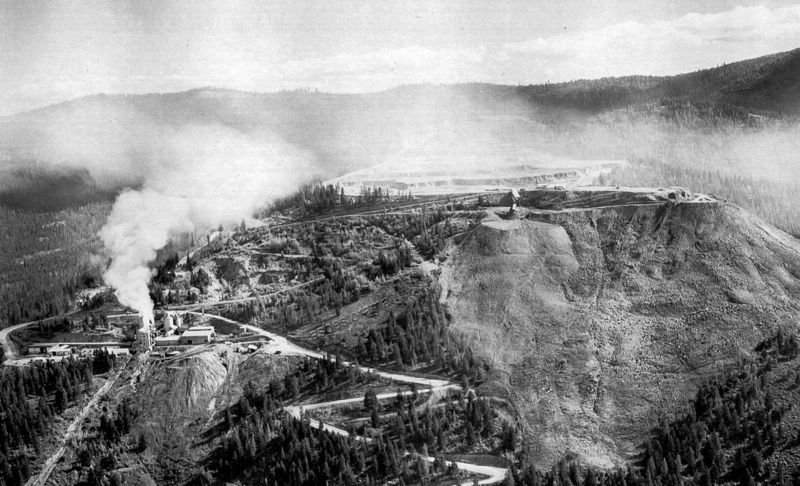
[2,0,800,115]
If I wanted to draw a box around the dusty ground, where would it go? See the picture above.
[441,199,800,468]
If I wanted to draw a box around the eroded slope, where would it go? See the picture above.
[441,201,800,468]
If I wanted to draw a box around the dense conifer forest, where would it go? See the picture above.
[2,47,800,484]
[353,287,487,383]
[0,203,109,328]
[211,356,499,485]
[0,354,115,486]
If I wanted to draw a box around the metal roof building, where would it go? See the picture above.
[178,327,215,345]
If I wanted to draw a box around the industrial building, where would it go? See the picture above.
[161,311,183,335]
[154,336,180,347]
[28,342,126,355]
[47,344,71,357]
[178,326,215,345]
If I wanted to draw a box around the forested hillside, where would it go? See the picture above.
[0,165,118,211]
[2,47,799,213]
[1,46,799,325]
[212,357,501,486]
[631,331,800,486]
[506,47,800,115]
[0,202,109,327]
[0,354,112,486]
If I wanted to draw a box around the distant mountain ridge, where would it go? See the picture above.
[5,46,800,121]
[1,47,799,210]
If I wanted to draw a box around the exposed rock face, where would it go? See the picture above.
[214,256,250,287]
[441,202,800,468]
[129,347,297,484]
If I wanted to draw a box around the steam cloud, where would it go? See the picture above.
[2,101,315,324]
[98,125,314,325]
[4,88,797,324]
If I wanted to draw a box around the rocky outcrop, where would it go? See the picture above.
[214,256,250,287]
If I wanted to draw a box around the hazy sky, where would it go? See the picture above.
[2,0,800,115]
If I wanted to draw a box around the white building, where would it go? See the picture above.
[178,327,215,345]
[48,344,71,357]
[154,336,180,347]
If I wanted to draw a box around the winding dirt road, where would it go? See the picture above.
[0,321,30,361]
[1,311,86,364]
[191,311,507,485]
[1,307,506,484]
[186,311,452,388]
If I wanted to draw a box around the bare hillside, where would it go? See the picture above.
[440,194,800,468]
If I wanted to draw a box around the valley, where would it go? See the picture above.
[6,180,800,485]
[1,44,800,486]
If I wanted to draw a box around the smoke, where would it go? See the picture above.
[3,87,797,322]
[97,124,314,324]
[0,98,318,321]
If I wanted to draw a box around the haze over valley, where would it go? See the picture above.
[2,2,800,486]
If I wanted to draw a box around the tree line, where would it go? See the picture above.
[504,330,800,486]
[353,286,487,383]
[210,357,483,486]
[361,386,513,458]
[260,181,415,219]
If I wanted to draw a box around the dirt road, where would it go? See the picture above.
[0,321,31,361]
[25,367,124,486]
[1,282,502,483]
[195,310,507,485]
[187,311,452,388]
[1,312,84,364]
[286,385,459,414]
[166,277,326,311]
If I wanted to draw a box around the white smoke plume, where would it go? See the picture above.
[98,124,314,325]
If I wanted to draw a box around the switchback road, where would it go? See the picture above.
[193,310,507,485]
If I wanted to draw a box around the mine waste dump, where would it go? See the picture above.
[5,44,800,486]
[6,179,800,486]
